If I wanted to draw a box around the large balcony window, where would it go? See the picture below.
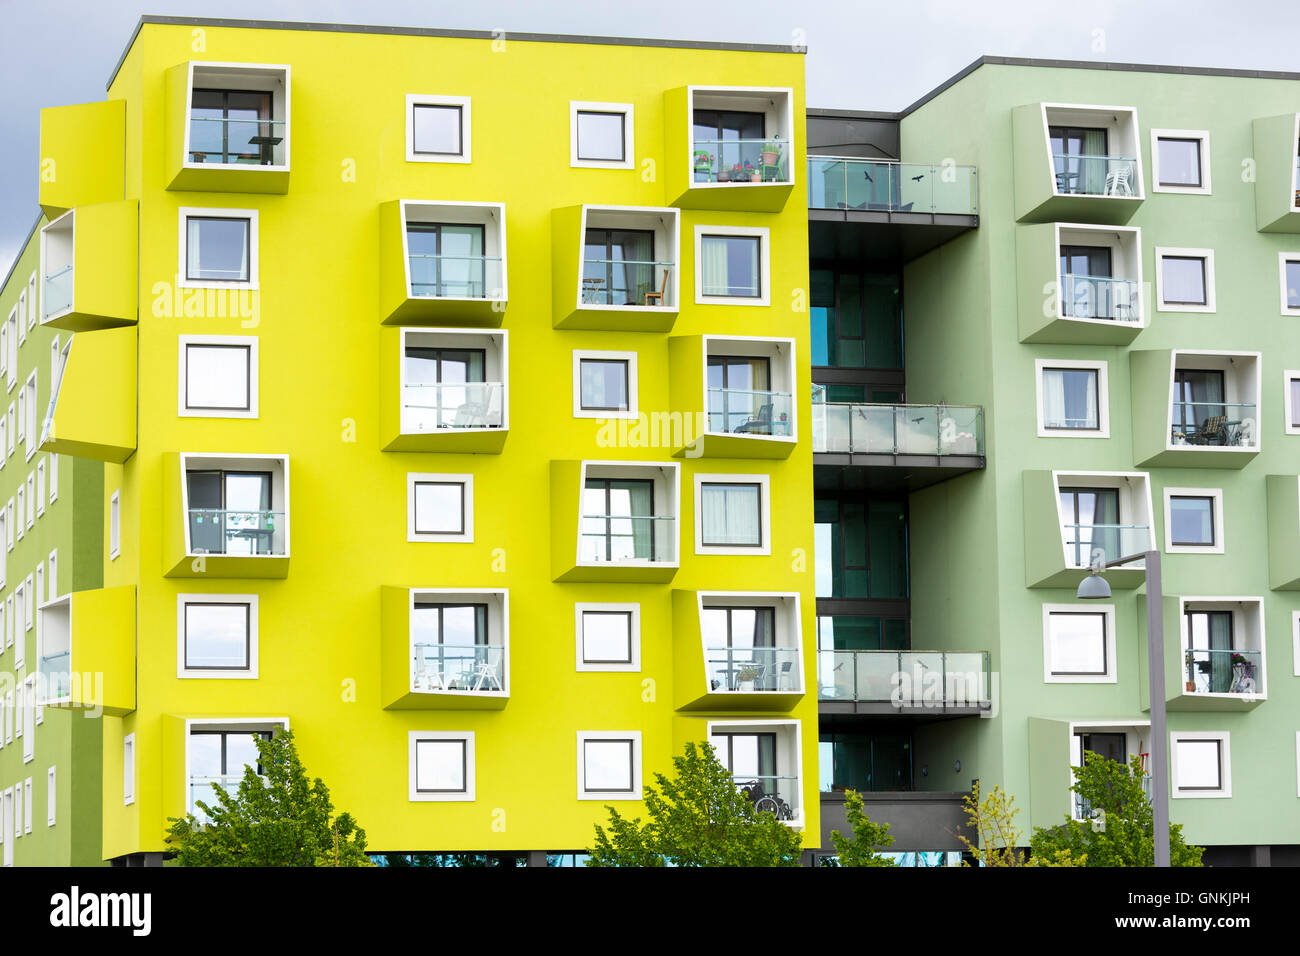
[581,477,665,564]
[1012,104,1143,222]
[1171,366,1256,448]
[708,720,803,825]
[386,201,507,320]
[186,464,283,557]
[1071,726,1151,820]
[1181,600,1264,700]
[1050,123,1137,198]
[411,597,506,696]
[700,596,801,694]
[1056,473,1153,569]
[690,92,791,186]
[172,62,290,191]
[187,720,285,820]
[703,336,795,444]
[1131,349,1261,467]
[401,329,505,433]
[1056,225,1141,325]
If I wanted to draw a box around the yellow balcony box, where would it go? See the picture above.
[672,715,808,829]
[1251,113,1300,232]
[550,459,680,583]
[551,205,680,330]
[161,452,290,578]
[378,326,508,453]
[1266,475,1300,589]
[38,99,125,219]
[163,716,290,830]
[672,589,804,711]
[380,586,509,710]
[165,61,290,193]
[36,586,136,717]
[668,334,797,458]
[1138,595,1267,713]
[38,201,138,331]
[41,326,137,463]
[379,200,507,325]
[665,86,796,212]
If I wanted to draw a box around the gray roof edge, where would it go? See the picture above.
[0,213,44,300]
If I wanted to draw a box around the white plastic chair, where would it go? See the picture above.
[471,660,502,692]
[1105,160,1134,197]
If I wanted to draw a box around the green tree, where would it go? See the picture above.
[587,741,803,867]
[828,789,896,866]
[956,781,1031,867]
[1030,752,1203,867]
[165,729,372,866]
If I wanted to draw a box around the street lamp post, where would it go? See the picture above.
[1077,548,1171,868]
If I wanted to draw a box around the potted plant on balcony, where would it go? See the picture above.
[693,150,714,178]
[716,164,731,182]
[761,139,782,167]
[735,664,762,692]
[1183,650,1196,692]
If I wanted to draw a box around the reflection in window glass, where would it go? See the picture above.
[1157,137,1202,187]
[1170,496,1214,546]
[184,602,251,669]
[583,739,633,792]
[701,235,760,297]
[1161,256,1207,305]
[412,105,462,155]
[186,217,251,282]
[1047,612,1107,675]
[576,111,625,162]
[1042,367,1100,430]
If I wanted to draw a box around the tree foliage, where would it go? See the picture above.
[165,729,372,866]
[1029,753,1204,867]
[828,789,896,866]
[956,781,1034,866]
[586,741,803,867]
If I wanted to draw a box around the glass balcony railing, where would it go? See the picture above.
[1062,523,1150,567]
[188,509,285,556]
[811,401,983,457]
[1075,772,1153,821]
[704,646,801,692]
[734,774,799,820]
[42,264,74,318]
[1169,402,1257,447]
[189,773,265,821]
[707,388,793,437]
[39,650,71,702]
[807,157,978,215]
[408,255,503,299]
[692,138,788,184]
[412,643,505,692]
[401,382,505,432]
[188,116,286,165]
[580,260,674,307]
[1184,648,1262,695]
[1059,274,1141,323]
[817,649,991,706]
[579,515,676,564]
[1051,154,1138,197]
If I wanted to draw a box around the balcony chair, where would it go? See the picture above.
[414,660,446,692]
[734,403,773,435]
[470,660,502,692]
[1104,160,1135,197]
[776,660,796,691]
[451,401,488,429]
[581,277,606,304]
[643,269,669,307]
[1185,415,1229,446]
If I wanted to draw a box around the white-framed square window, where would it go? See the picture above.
[1154,247,1215,312]
[694,473,771,556]
[577,731,642,800]
[406,473,473,543]
[408,730,475,801]
[575,602,641,672]
[178,207,259,290]
[1150,129,1211,195]
[35,460,44,517]
[694,226,769,306]
[572,349,638,420]
[109,490,120,559]
[1281,253,1300,316]
[46,766,55,826]
[123,733,135,805]
[1042,604,1117,683]
[406,94,471,163]
[179,335,259,418]
[1171,731,1230,798]
[570,101,634,169]
[177,594,259,679]
[1163,487,1224,554]
[1035,359,1110,438]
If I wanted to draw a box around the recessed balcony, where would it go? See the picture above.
[1140,596,1266,712]
[38,202,138,332]
[706,718,805,827]
[1017,222,1144,344]
[1250,113,1300,232]
[1130,350,1261,467]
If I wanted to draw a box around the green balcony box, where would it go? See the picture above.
[1251,113,1300,232]
[1266,475,1300,589]
[1138,595,1266,712]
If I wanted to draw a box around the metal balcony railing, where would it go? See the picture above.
[188,508,285,556]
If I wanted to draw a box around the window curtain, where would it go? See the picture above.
[1042,369,1068,427]
[1082,128,1107,194]
[602,480,653,560]
[701,237,731,296]
[1208,611,1232,694]
[703,484,760,545]
[614,231,653,305]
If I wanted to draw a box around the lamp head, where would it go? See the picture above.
[1077,572,1112,600]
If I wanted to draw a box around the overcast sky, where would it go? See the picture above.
[4,0,1300,268]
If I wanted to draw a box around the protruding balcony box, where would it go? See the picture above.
[40,326,137,463]
[551,205,680,330]
[161,452,290,578]
[671,590,804,712]
[668,335,796,459]
[816,648,991,716]
[1012,103,1144,223]
[1266,475,1300,589]
[380,587,509,710]
[1250,113,1300,232]
[1130,349,1261,468]
[164,717,289,826]
[165,61,290,193]
[550,459,680,583]
[665,86,795,212]
[1028,718,1150,830]
[379,200,507,325]
[1016,222,1143,344]
[1022,470,1154,588]
[36,586,136,717]
[678,717,805,828]
[1138,595,1266,712]
[379,326,508,453]
[38,201,138,331]
[38,100,125,218]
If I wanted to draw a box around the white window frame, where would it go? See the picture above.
[13,780,20,839]
[47,550,57,601]
[1163,486,1225,554]
[26,274,37,328]
[406,472,473,543]
[48,454,56,502]
[35,460,44,517]
[405,94,472,164]
[407,730,475,802]
[575,602,641,673]
[1171,731,1231,798]
[24,473,33,528]
[1042,603,1117,683]
[4,595,11,647]
[4,316,14,390]
[1034,358,1110,438]
[569,101,635,170]
[1150,128,1212,195]
[21,676,33,763]
[123,733,135,805]
[22,371,36,461]
[109,490,121,559]
[6,403,14,454]
[177,207,260,291]
[693,225,770,307]
[177,593,259,679]
[0,513,5,587]
[178,335,259,419]
[22,778,30,834]
[46,766,55,826]
[1281,252,1300,317]
[577,731,643,801]
[1154,247,1215,313]
[23,573,33,632]
[1292,610,1300,678]
[4,499,11,550]
[1285,369,1300,436]
[571,349,638,420]
[693,473,771,556]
